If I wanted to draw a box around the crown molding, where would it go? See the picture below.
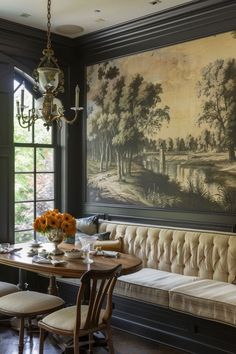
[74,0,236,64]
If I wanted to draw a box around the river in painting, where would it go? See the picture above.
[140,151,236,211]
[87,150,236,212]
[143,155,220,199]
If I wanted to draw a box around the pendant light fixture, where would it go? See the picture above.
[16,0,82,130]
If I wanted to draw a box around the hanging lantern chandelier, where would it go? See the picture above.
[16,0,82,130]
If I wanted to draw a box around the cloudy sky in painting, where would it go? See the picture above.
[87,31,236,139]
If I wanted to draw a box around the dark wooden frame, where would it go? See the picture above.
[74,0,236,232]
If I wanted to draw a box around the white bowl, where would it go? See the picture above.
[64,249,83,259]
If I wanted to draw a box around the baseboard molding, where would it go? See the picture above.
[112,295,236,354]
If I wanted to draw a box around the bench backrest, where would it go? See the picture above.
[98,221,236,283]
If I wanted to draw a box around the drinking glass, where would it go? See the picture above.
[79,235,97,264]
[0,243,10,253]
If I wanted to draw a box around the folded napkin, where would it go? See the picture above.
[0,248,22,254]
[32,255,66,266]
[98,250,120,258]
[32,255,51,264]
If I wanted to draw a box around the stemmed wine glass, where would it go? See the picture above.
[79,235,97,264]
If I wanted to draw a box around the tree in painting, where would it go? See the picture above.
[197,59,236,161]
[87,63,169,181]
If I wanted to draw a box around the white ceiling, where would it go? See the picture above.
[0,0,193,38]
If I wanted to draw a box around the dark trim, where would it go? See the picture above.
[111,295,236,354]
[82,203,236,233]
[104,214,236,233]
[75,0,236,63]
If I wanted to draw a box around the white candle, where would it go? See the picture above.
[16,101,20,115]
[75,84,80,109]
[21,85,24,108]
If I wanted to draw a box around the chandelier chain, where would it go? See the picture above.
[47,0,52,49]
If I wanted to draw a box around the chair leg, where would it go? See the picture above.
[19,317,25,354]
[106,324,115,354]
[28,317,33,340]
[88,333,93,354]
[73,333,80,354]
[39,327,46,354]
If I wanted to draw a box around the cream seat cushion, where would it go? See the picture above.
[114,268,199,307]
[170,279,236,327]
[40,305,105,332]
[0,291,64,315]
[0,281,18,297]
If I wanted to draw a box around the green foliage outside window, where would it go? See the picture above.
[14,79,55,243]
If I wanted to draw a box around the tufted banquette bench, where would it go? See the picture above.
[95,220,236,354]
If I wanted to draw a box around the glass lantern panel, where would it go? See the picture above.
[37,67,60,92]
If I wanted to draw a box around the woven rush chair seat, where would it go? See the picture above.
[39,264,122,354]
[0,281,18,296]
[0,290,64,354]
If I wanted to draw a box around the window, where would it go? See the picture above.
[13,78,58,243]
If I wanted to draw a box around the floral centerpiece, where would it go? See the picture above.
[33,209,76,255]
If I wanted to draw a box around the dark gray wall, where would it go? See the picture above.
[0,53,14,242]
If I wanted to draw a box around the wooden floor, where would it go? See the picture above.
[0,322,187,354]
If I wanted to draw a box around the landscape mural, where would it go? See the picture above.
[86,30,236,212]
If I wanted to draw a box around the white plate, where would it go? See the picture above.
[51,259,66,266]
[30,242,42,248]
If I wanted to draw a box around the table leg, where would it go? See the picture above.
[17,269,28,290]
[48,276,59,296]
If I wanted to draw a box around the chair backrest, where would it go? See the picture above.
[75,265,122,331]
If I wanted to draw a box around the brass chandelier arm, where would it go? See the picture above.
[65,107,84,125]
[16,112,39,129]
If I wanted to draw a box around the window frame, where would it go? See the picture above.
[13,72,61,242]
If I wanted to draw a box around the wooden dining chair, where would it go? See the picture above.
[0,281,18,297]
[0,290,65,354]
[38,264,122,354]
[0,281,19,321]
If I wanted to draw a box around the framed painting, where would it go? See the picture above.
[86,29,236,213]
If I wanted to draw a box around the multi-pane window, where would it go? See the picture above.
[14,79,57,243]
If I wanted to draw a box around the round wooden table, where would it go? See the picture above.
[0,243,142,295]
